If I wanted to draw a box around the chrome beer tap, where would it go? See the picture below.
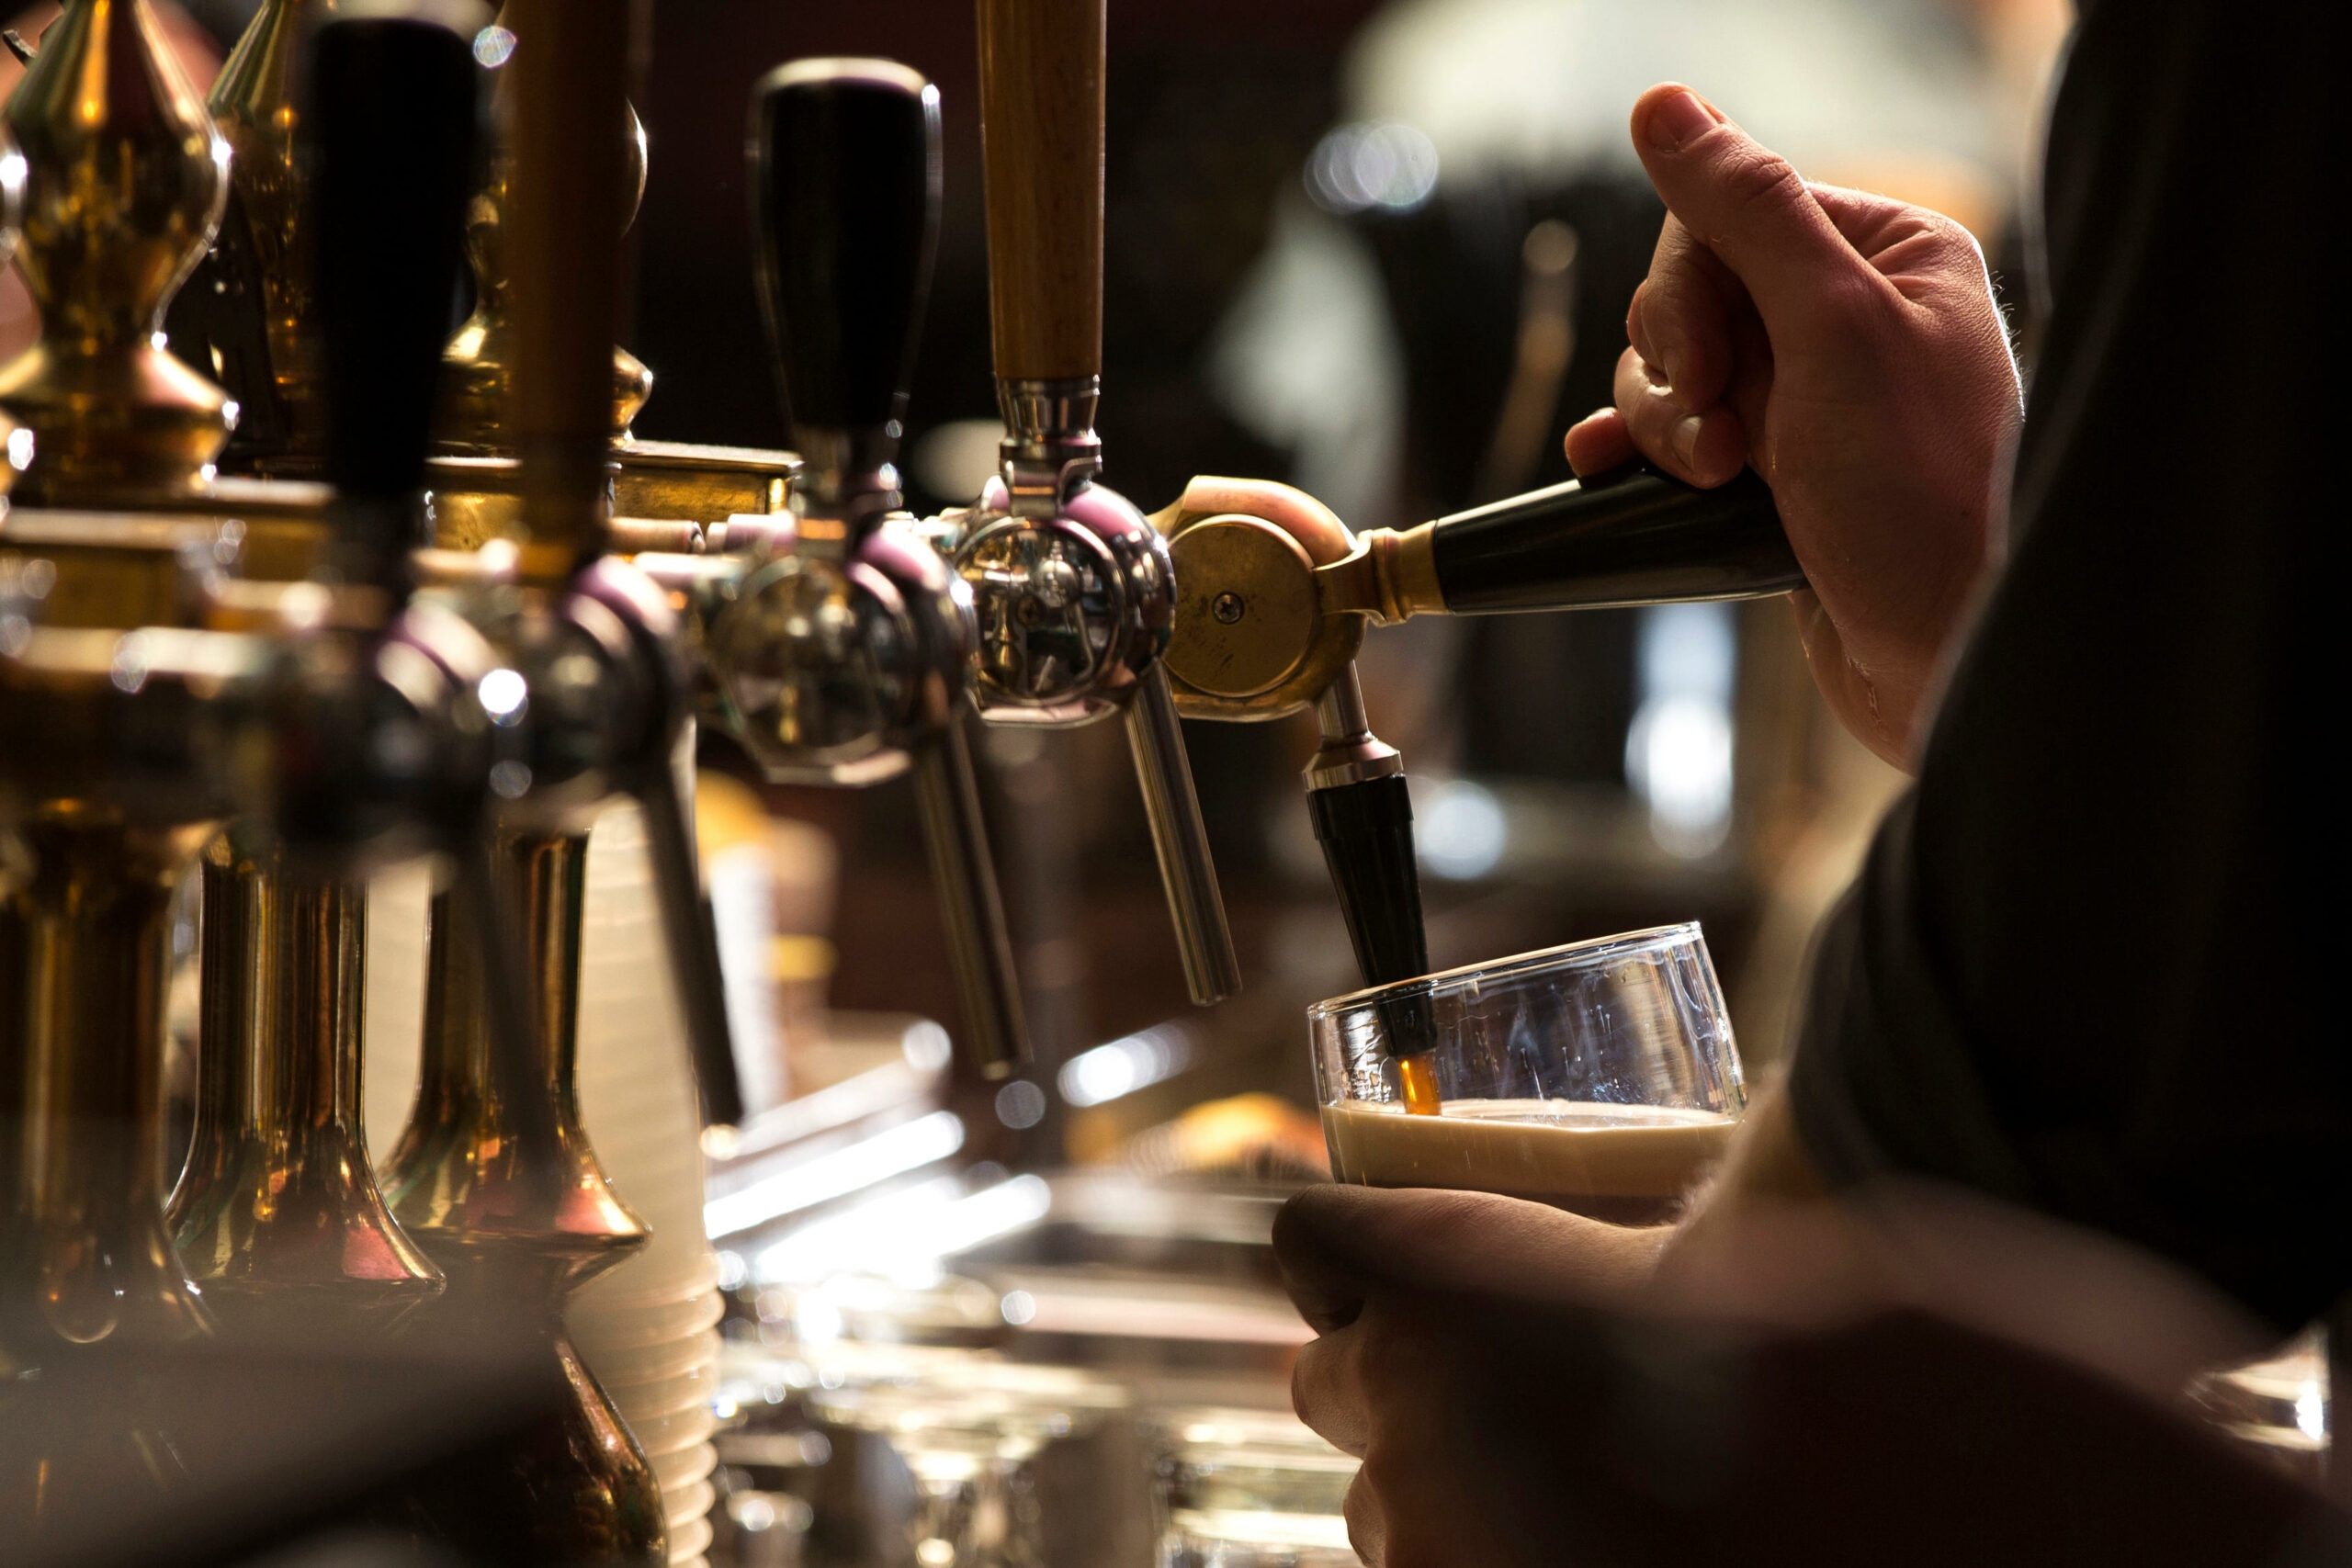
[672,58,1028,1075]
[945,0,1242,1007]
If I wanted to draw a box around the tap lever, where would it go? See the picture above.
[912,718,1029,1076]
[308,7,480,592]
[1421,461,1801,616]
[638,754,749,1128]
[750,58,940,535]
[1128,663,1242,1006]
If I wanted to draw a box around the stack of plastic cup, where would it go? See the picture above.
[566,801,727,1568]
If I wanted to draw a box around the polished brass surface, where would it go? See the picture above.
[0,808,217,1365]
[382,829,665,1564]
[1150,476,1367,722]
[435,39,654,456]
[1162,514,1317,701]
[425,447,786,553]
[1314,518,1444,626]
[608,438,797,524]
[203,0,324,468]
[0,809,220,1517]
[0,0,236,505]
[167,838,444,1333]
[0,510,240,629]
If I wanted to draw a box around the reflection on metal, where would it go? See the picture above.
[381,832,665,1564]
[0,0,235,505]
[436,39,652,454]
[168,838,444,1333]
[705,1110,967,1242]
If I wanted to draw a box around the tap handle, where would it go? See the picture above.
[750,60,941,462]
[975,0,1102,384]
[1430,462,1803,614]
[308,9,480,589]
[1128,664,1243,1006]
[503,0,633,566]
[911,721,1030,1076]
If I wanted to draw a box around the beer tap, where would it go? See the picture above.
[946,0,1242,1007]
[166,7,487,1336]
[677,58,1028,1076]
[371,3,749,1556]
[1153,463,1799,1086]
[0,0,243,1398]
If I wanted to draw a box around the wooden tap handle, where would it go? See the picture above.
[975,0,1104,385]
[505,0,633,565]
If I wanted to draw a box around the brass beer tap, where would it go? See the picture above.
[1151,464,1801,1082]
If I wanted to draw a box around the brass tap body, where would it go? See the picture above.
[0,0,235,506]
[379,830,665,1566]
[166,833,445,1336]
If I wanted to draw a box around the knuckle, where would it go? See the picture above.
[1716,148,1806,219]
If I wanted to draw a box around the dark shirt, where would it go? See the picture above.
[1786,0,2343,1333]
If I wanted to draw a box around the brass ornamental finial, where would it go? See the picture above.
[436,19,653,453]
[0,0,236,504]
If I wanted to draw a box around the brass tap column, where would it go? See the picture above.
[167,838,445,1333]
[382,831,665,1564]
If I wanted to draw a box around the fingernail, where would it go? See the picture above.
[1673,414,1704,468]
[1645,90,1717,154]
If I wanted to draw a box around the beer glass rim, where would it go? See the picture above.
[1307,921,1705,1020]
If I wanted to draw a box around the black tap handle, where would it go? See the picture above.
[1430,463,1804,615]
[748,58,941,448]
[308,11,480,586]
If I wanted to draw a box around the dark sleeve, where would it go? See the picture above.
[1786,0,2346,1333]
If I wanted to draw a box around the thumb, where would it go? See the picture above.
[1631,84,1862,333]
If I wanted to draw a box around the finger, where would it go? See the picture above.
[1564,407,1635,476]
[1291,1324,1372,1457]
[1277,1183,1659,1314]
[1611,346,1747,487]
[1625,215,1745,412]
[1342,1468,1388,1568]
[1275,1186,1379,1332]
[1629,84,1871,335]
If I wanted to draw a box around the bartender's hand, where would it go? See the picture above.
[1276,1183,2341,1568]
[1565,85,2021,770]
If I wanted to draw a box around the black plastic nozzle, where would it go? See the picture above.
[1309,772,1437,1059]
[308,9,481,589]
[748,59,941,460]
